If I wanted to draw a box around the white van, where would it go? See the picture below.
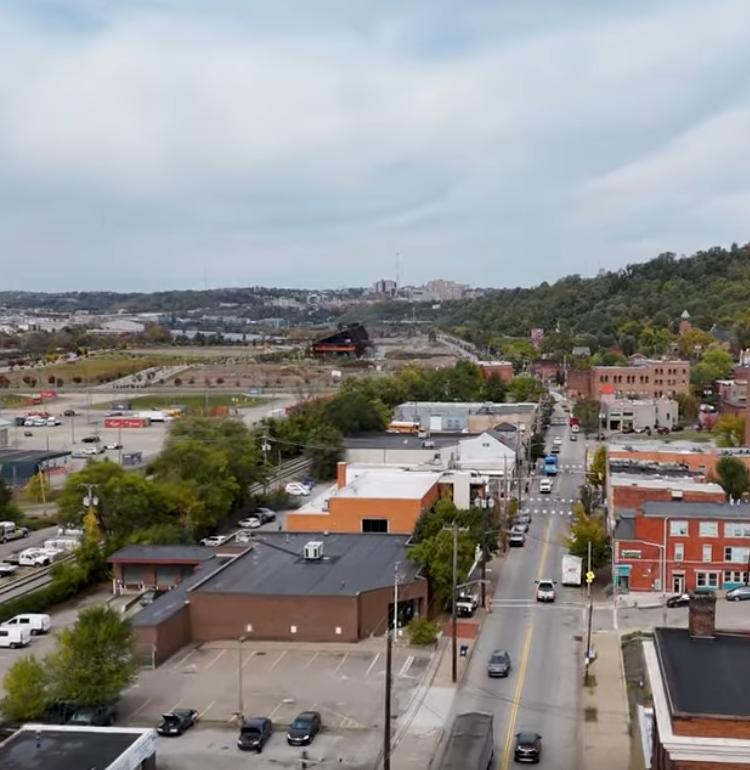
[0,626,31,648]
[2,613,50,635]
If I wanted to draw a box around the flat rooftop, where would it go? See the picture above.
[344,433,461,450]
[0,726,149,770]
[109,544,215,564]
[610,474,724,493]
[193,533,421,597]
[642,501,749,520]
[655,627,750,718]
[608,442,715,455]
[337,469,439,499]
[397,401,537,413]
[0,449,71,462]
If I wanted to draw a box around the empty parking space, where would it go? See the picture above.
[121,640,433,733]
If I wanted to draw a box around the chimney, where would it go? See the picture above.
[688,592,716,639]
[336,461,347,489]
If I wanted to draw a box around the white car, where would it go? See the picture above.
[285,482,311,496]
[200,535,230,547]
[539,479,553,494]
[553,437,562,446]
[238,517,262,529]
[536,579,556,603]
[2,613,51,635]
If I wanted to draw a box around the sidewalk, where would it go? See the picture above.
[582,631,631,770]
[616,591,666,609]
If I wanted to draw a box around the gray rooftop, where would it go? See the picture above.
[343,433,461,450]
[642,501,749,520]
[0,448,71,463]
[109,545,214,563]
[193,533,421,597]
[655,627,750,718]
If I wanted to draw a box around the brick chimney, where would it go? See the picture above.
[688,592,716,639]
[336,462,347,489]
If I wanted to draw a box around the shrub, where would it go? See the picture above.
[405,617,439,646]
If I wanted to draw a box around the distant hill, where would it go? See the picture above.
[440,244,750,348]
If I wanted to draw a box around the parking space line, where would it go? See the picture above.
[334,653,349,673]
[398,655,414,677]
[242,650,257,669]
[198,700,216,720]
[268,702,283,719]
[204,649,226,670]
[365,653,381,676]
[269,650,287,671]
[170,648,197,671]
[127,697,153,718]
[168,700,182,714]
[303,652,319,670]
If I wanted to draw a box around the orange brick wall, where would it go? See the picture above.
[612,485,726,511]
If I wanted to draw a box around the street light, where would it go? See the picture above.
[237,634,247,718]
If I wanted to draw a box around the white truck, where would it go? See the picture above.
[562,554,583,587]
[17,548,52,567]
[0,521,30,544]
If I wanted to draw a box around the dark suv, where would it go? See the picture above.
[514,731,542,763]
[238,717,272,753]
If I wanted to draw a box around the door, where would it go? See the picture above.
[672,575,685,593]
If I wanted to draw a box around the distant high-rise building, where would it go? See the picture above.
[371,279,397,297]
[423,279,468,301]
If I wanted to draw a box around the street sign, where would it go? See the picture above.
[585,571,595,584]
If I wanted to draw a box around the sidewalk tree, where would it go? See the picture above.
[578,484,596,516]
[49,606,136,706]
[714,456,750,500]
[565,503,610,569]
[1,655,49,721]
[0,477,21,521]
[712,414,746,448]
[573,399,600,436]
[24,471,51,504]
[674,392,699,425]
[305,424,343,481]
[507,375,544,403]
[588,446,607,488]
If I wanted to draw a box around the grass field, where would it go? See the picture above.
[93,393,263,415]
[0,393,28,408]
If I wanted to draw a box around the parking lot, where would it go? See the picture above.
[120,639,433,732]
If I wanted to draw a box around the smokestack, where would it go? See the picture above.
[336,462,347,489]
[688,592,716,639]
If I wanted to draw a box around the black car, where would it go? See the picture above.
[157,709,199,736]
[81,435,100,443]
[666,593,690,608]
[514,731,542,763]
[287,710,321,746]
[238,717,273,753]
[63,409,76,417]
[68,703,118,727]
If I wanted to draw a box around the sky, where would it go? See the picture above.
[1,0,750,293]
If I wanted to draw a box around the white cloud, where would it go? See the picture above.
[0,0,749,290]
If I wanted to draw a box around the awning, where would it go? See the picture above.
[616,565,632,577]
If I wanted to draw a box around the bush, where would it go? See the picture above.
[405,617,439,646]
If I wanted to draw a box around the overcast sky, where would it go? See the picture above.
[2,1,749,293]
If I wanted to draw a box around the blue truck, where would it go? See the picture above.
[544,455,558,476]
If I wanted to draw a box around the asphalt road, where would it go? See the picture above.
[452,404,588,769]
[0,526,58,561]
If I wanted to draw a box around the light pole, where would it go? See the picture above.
[237,635,247,718]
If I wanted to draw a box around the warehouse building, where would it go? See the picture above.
[0,448,72,486]
[124,533,426,663]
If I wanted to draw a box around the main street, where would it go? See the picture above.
[452,403,588,769]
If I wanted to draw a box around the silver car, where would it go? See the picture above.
[487,650,511,678]
[726,585,750,602]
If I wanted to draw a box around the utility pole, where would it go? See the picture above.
[237,635,246,718]
[451,520,458,684]
[480,498,487,609]
[585,540,593,683]
[393,563,399,638]
[384,625,392,770]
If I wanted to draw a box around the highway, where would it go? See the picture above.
[453,402,588,769]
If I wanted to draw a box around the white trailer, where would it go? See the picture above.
[562,554,583,586]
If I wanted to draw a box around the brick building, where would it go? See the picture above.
[608,444,750,480]
[285,463,441,534]
[645,595,750,768]
[123,534,427,662]
[566,359,690,400]
[477,360,514,383]
[613,501,750,594]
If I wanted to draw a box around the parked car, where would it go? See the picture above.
[104,443,123,450]
[200,535,230,547]
[81,435,101,443]
[509,531,526,547]
[536,580,556,603]
[238,517,262,529]
[539,479,553,494]
[2,613,51,635]
[512,518,530,533]
[285,482,311,497]
[238,509,276,528]
[63,409,76,417]
[157,708,199,736]
[235,530,254,544]
[0,626,31,649]
[23,431,33,437]
[514,731,542,763]
[487,650,511,678]
[569,433,578,442]
[286,710,321,746]
[68,703,118,726]
[0,562,18,577]
[238,717,273,752]
[726,585,750,602]
[666,593,690,608]
[140,589,165,607]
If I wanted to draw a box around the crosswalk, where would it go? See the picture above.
[525,496,578,504]
[521,508,573,517]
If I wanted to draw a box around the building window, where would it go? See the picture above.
[674,543,684,562]
[696,572,719,589]
[702,544,712,562]
[724,570,747,585]
[725,522,750,538]
[670,520,688,536]
[362,518,389,533]
[699,521,718,537]
[724,546,750,563]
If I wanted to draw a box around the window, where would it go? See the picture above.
[696,572,719,589]
[362,518,388,533]
[699,521,718,537]
[725,522,750,538]
[673,543,684,562]
[724,546,750,563]
[702,544,712,562]
[724,570,747,585]
[670,521,688,536]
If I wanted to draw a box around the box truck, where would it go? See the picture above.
[562,554,583,586]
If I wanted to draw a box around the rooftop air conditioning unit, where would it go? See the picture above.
[303,541,324,560]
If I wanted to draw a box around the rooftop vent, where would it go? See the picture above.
[303,541,324,561]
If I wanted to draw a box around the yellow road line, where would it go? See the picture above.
[499,518,553,770]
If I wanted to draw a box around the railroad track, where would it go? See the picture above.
[0,554,75,603]
[249,456,312,495]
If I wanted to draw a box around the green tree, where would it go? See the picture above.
[23,471,51,504]
[305,424,343,481]
[480,375,507,403]
[588,446,607,487]
[49,606,137,706]
[573,398,600,436]
[692,346,734,393]
[1,656,49,721]
[714,457,749,500]
[323,390,389,434]
[506,375,544,403]
[408,528,476,608]
[677,328,715,360]
[564,503,610,569]
[578,484,597,516]
[0,477,21,521]
[674,392,699,425]
[712,414,746,448]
